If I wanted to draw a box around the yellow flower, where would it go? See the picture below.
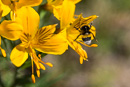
[54,0,81,29]
[10,7,68,83]
[0,0,42,20]
[45,0,81,29]
[66,14,98,64]
[0,0,37,56]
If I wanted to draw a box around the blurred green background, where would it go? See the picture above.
[1,0,130,87]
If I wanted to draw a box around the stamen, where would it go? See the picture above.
[80,56,83,64]
[39,63,46,70]
[74,15,79,17]
[32,52,53,69]
[45,62,53,67]
[10,0,18,21]
[38,54,41,59]
[31,57,36,83]
[39,60,53,67]
[13,12,15,21]
[36,68,40,78]
[29,47,53,80]
[31,74,35,83]
[31,57,34,75]
[33,53,53,68]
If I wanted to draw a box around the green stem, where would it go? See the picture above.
[0,73,5,87]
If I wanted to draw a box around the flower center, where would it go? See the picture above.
[20,33,34,48]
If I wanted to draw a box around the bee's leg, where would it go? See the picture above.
[74,34,81,41]
[74,27,79,30]
[91,33,98,42]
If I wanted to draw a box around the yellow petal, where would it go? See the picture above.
[44,0,63,12]
[10,44,28,67]
[67,38,88,63]
[82,49,87,59]
[34,24,57,42]
[0,20,23,40]
[47,0,63,6]
[0,0,10,17]
[70,14,98,31]
[2,0,42,8]
[53,5,61,20]
[15,7,40,39]
[67,15,98,41]
[67,25,80,40]
[68,0,81,4]
[81,15,98,26]
[17,0,42,8]
[60,0,75,29]
[31,74,36,83]
[53,0,76,29]
[1,0,11,6]
[32,29,68,55]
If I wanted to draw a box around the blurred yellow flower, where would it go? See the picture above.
[0,0,39,56]
[10,7,68,83]
[67,14,98,64]
[54,0,81,29]
[0,0,42,20]
[45,0,81,29]
[44,0,63,12]
[0,0,10,20]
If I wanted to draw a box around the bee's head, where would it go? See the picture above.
[81,25,90,31]
[80,25,90,35]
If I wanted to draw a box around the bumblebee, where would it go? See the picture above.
[74,23,97,45]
